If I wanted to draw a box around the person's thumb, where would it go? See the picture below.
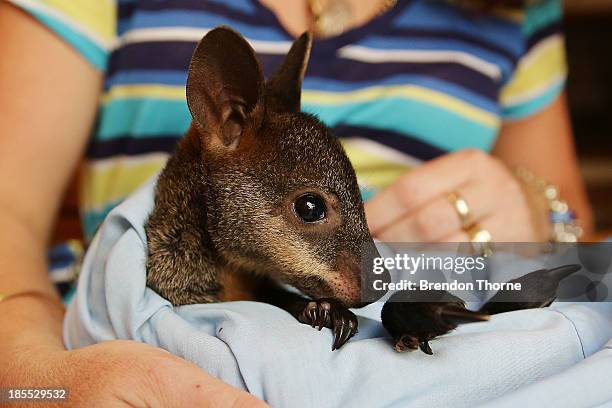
[142,353,269,408]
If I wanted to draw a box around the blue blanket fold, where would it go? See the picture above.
[64,176,612,407]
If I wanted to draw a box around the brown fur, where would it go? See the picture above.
[145,27,389,308]
[218,264,263,302]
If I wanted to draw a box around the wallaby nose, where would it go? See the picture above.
[333,241,391,308]
[334,251,366,307]
[360,240,391,304]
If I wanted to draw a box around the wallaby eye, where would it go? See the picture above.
[294,194,326,223]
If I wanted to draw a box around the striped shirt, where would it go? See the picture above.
[9,0,567,241]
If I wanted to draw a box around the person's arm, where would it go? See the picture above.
[0,4,266,406]
[492,92,594,238]
[0,0,99,340]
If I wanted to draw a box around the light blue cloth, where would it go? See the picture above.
[64,176,612,407]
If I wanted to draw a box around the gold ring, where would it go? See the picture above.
[466,223,493,257]
[448,191,493,256]
[447,191,474,229]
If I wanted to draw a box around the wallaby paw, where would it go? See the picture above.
[393,334,433,355]
[298,298,358,350]
[381,291,489,355]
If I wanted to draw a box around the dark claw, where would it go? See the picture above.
[319,308,329,331]
[419,340,433,355]
[331,311,358,350]
[307,304,317,327]
[344,319,357,345]
[313,309,321,328]
[297,298,358,350]
[332,320,345,351]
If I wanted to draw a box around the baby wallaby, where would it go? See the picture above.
[144,27,580,354]
[145,27,389,350]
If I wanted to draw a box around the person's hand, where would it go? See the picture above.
[365,149,549,242]
[8,340,268,408]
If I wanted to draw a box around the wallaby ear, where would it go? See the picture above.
[186,26,264,149]
[266,31,312,113]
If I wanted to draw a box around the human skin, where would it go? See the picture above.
[365,94,593,242]
[0,0,593,405]
[0,3,267,407]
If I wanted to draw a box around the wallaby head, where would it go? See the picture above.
[149,27,389,307]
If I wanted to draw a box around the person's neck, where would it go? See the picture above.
[257,0,389,38]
